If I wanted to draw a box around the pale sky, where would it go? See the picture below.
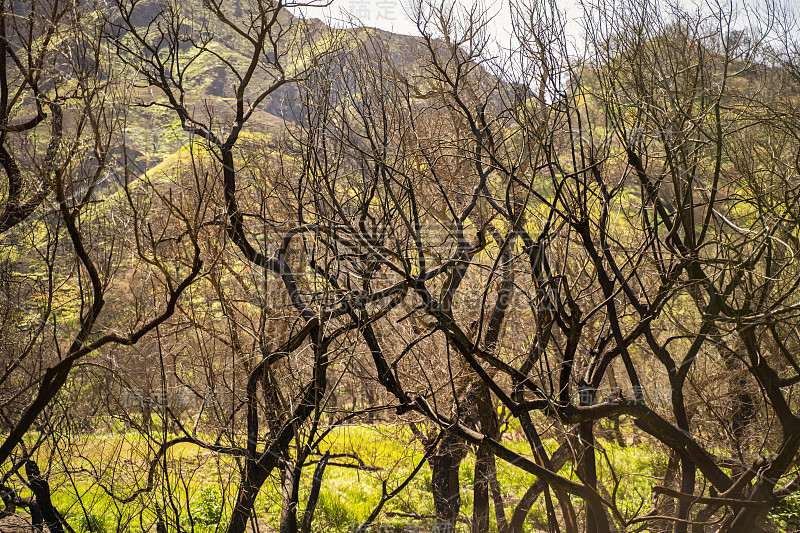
[291,0,791,51]
[292,0,582,40]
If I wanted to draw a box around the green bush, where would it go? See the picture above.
[186,487,225,533]
[766,493,800,531]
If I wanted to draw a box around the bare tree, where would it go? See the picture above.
[0,0,203,524]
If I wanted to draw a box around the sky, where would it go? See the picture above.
[304,0,514,36]
[292,0,583,40]
[290,0,794,50]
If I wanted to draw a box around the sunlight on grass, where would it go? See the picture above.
[4,423,677,533]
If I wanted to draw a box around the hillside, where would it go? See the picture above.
[112,1,436,178]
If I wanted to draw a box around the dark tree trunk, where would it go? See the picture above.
[473,443,491,533]
[473,382,505,533]
[279,460,299,533]
[26,460,64,533]
[430,430,468,532]
[300,452,330,533]
[579,421,602,533]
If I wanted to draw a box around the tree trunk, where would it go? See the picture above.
[473,444,491,533]
[473,382,505,533]
[279,460,298,533]
[430,430,468,532]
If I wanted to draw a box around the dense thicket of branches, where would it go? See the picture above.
[2,0,800,531]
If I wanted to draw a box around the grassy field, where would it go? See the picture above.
[8,420,797,532]
[5,420,684,533]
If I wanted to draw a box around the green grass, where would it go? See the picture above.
[5,423,678,533]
